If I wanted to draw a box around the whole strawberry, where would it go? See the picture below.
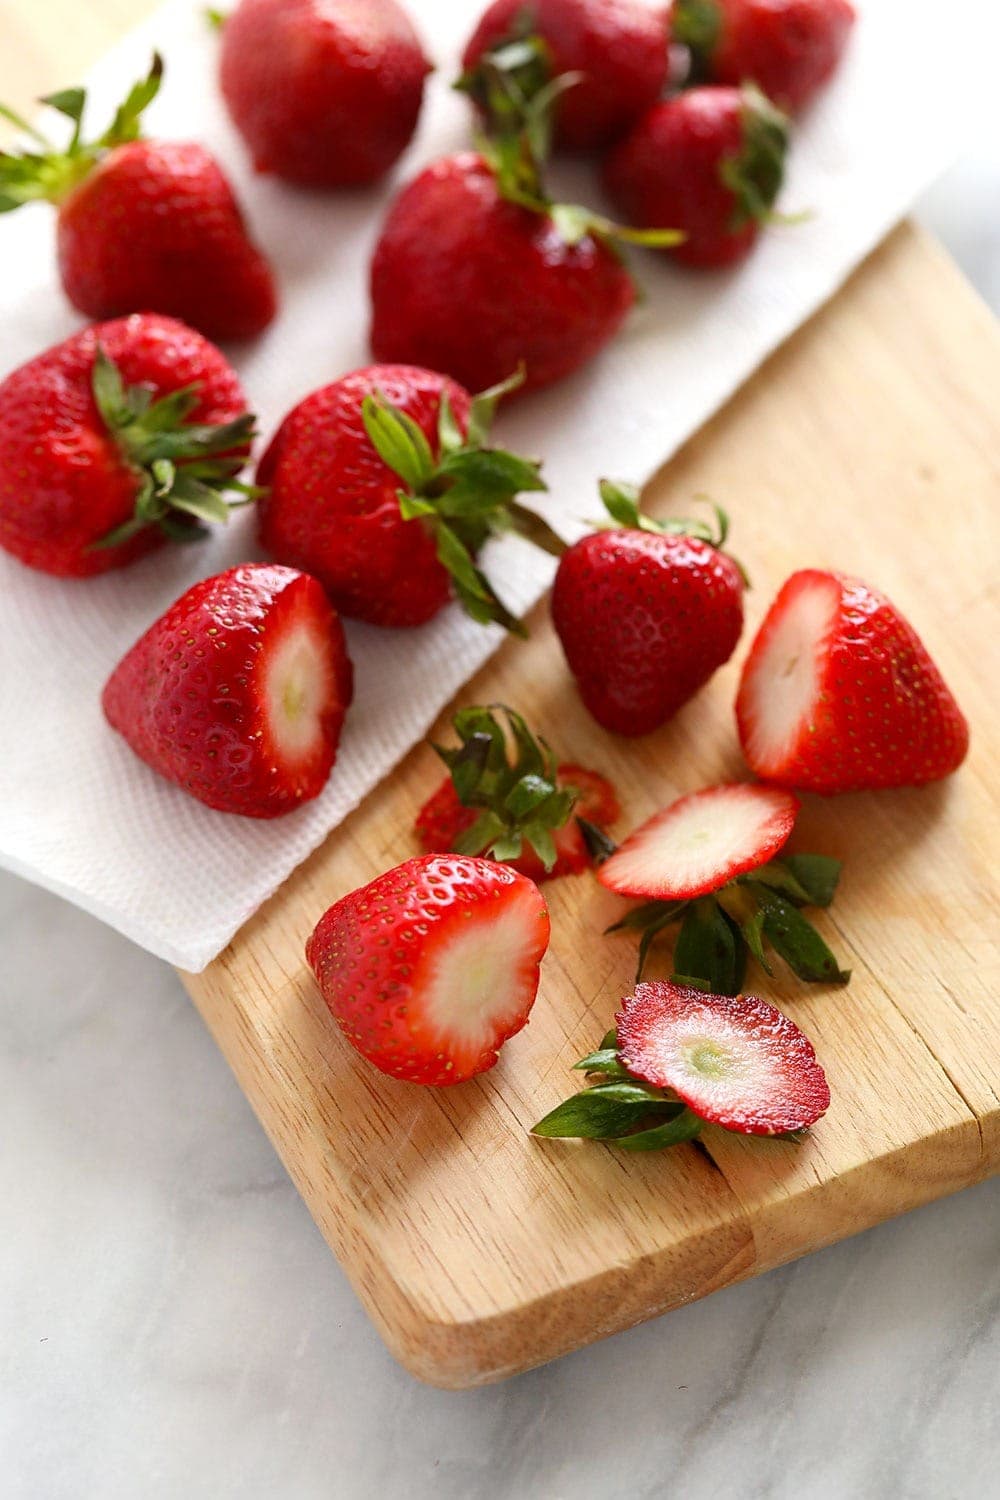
[672,0,855,113]
[0,57,276,339]
[306,853,551,1085]
[219,0,431,187]
[736,570,970,793]
[103,564,353,818]
[461,0,670,151]
[414,705,620,880]
[0,314,254,577]
[604,84,789,268]
[258,364,560,631]
[552,482,746,735]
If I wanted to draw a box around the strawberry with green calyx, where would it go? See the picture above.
[0,313,254,577]
[552,481,746,735]
[258,364,563,633]
[415,704,620,880]
[595,783,850,991]
[532,979,831,1147]
[0,57,276,340]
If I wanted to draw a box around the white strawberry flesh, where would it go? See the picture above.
[598,783,799,901]
[617,980,830,1135]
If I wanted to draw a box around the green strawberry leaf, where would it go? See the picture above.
[362,392,436,492]
[613,1109,704,1151]
[749,886,851,985]
[779,854,842,908]
[673,898,744,997]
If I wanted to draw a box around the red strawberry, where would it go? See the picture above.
[306,854,551,1085]
[102,564,353,818]
[0,57,276,339]
[736,570,970,794]
[604,84,789,268]
[0,314,254,578]
[258,364,558,630]
[414,706,620,879]
[219,0,431,187]
[461,0,670,151]
[369,151,646,394]
[552,483,745,735]
[599,782,798,900]
[616,979,830,1134]
[672,0,855,113]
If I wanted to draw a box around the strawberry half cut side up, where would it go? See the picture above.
[306,854,551,1086]
[596,783,849,992]
[103,564,353,818]
[89,345,257,551]
[532,981,830,1147]
[736,570,971,793]
[415,703,620,880]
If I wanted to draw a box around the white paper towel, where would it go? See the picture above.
[0,0,968,970]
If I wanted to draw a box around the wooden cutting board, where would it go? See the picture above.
[182,223,1000,1387]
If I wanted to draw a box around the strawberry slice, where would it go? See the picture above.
[306,854,551,1086]
[103,564,353,818]
[598,783,798,901]
[736,569,970,793]
[616,980,830,1135]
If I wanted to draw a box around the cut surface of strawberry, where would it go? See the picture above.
[306,855,550,1086]
[616,980,830,1134]
[598,783,798,901]
[736,569,970,793]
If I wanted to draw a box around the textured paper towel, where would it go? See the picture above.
[0,0,967,970]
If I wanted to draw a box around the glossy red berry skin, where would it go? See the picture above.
[463,0,670,150]
[0,314,249,578]
[258,365,472,628]
[552,528,745,736]
[102,564,353,818]
[56,141,277,340]
[680,0,855,114]
[370,152,635,395]
[605,88,760,268]
[220,0,431,187]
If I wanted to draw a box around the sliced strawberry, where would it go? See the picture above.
[598,783,798,901]
[616,980,830,1134]
[736,570,970,793]
[306,854,551,1085]
[103,564,353,818]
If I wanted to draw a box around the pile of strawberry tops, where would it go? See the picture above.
[0,1,970,1154]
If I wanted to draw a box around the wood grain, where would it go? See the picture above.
[6,0,998,1390]
[183,224,1000,1387]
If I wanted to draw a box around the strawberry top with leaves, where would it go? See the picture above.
[0,57,277,340]
[258,365,563,632]
[552,482,746,735]
[415,704,620,880]
[672,0,855,114]
[460,0,671,151]
[0,314,254,577]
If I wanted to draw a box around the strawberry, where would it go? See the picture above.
[414,705,620,880]
[102,564,353,818]
[369,141,676,394]
[672,0,855,114]
[219,0,431,187]
[598,783,798,900]
[0,314,254,577]
[258,365,562,631]
[0,57,276,340]
[603,84,789,268]
[460,0,670,151]
[306,854,551,1085]
[736,570,970,794]
[532,980,830,1145]
[551,482,745,735]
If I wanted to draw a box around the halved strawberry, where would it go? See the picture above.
[616,979,830,1134]
[598,783,798,901]
[306,854,551,1085]
[103,564,353,818]
[736,570,970,794]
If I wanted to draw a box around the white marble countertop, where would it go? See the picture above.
[4,165,999,1498]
